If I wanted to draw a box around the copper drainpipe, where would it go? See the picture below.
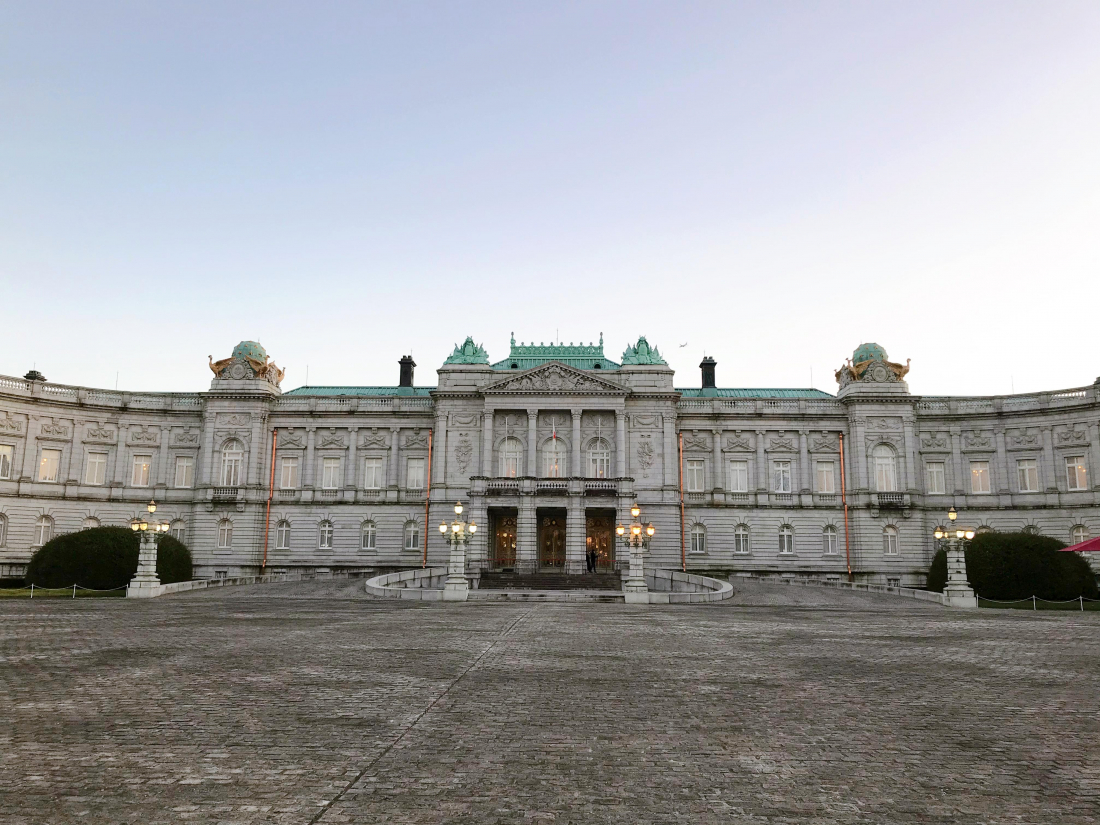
[678,431,686,572]
[840,431,852,582]
[262,428,277,574]
[422,428,433,568]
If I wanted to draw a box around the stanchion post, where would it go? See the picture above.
[1032,594,1036,611]
[30,583,34,599]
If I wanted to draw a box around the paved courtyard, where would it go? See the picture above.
[1,579,1098,824]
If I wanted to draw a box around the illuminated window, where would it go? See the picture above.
[38,449,61,482]
[174,456,194,488]
[970,461,990,494]
[86,452,108,485]
[1016,459,1039,493]
[131,455,152,487]
[587,439,611,479]
[544,440,567,478]
[1066,456,1087,491]
[926,462,945,495]
[499,438,522,478]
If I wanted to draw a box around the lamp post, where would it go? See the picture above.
[934,506,978,609]
[127,500,171,598]
[616,501,655,604]
[439,501,476,601]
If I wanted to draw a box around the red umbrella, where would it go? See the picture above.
[1061,536,1100,552]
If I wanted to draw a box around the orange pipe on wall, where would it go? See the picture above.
[840,431,852,582]
[262,428,276,574]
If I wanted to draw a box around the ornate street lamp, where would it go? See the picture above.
[440,501,476,601]
[933,507,977,608]
[127,500,171,598]
[616,501,654,603]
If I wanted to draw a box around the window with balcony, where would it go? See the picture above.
[778,525,794,554]
[319,521,333,549]
[728,460,749,493]
[771,460,791,493]
[217,519,233,548]
[883,525,899,555]
[815,461,835,494]
[689,524,706,554]
[499,438,522,478]
[587,439,611,479]
[174,455,194,488]
[0,444,12,479]
[970,461,991,494]
[221,442,243,486]
[361,520,376,550]
[1066,455,1087,491]
[280,456,299,489]
[38,449,61,482]
[872,445,897,492]
[363,457,384,489]
[734,524,750,554]
[407,458,425,489]
[131,454,152,487]
[322,457,341,489]
[822,525,838,555]
[925,462,945,495]
[1016,459,1039,493]
[686,459,705,492]
[543,440,567,478]
[86,452,108,485]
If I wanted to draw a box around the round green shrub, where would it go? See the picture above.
[26,526,192,590]
[926,531,1098,600]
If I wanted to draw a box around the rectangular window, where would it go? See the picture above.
[690,528,706,554]
[171,522,185,542]
[883,529,899,555]
[1066,455,1087,491]
[276,522,290,550]
[404,522,420,550]
[686,459,705,492]
[772,460,792,493]
[970,461,991,494]
[815,461,835,494]
[544,447,566,478]
[926,462,945,495]
[407,458,425,489]
[0,444,12,479]
[221,451,242,486]
[174,455,194,488]
[322,457,341,489]
[131,455,152,487]
[779,528,793,554]
[86,452,108,485]
[217,521,232,548]
[823,529,838,555]
[280,456,299,489]
[363,457,383,489]
[38,448,61,482]
[727,460,749,493]
[587,449,610,479]
[361,522,376,550]
[734,527,750,554]
[319,523,333,548]
[1016,459,1039,493]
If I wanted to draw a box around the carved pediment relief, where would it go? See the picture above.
[84,425,116,443]
[482,362,628,395]
[0,416,23,435]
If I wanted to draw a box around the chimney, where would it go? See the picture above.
[700,356,716,389]
[398,355,416,388]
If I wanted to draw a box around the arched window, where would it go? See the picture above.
[221,440,244,487]
[0,514,7,546]
[1071,524,1089,546]
[318,521,334,549]
[217,519,233,548]
[778,525,794,554]
[170,520,186,542]
[587,438,611,479]
[543,439,567,478]
[872,445,897,492]
[404,521,420,551]
[361,520,376,551]
[822,525,838,555]
[883,525,899,555]
[81,517,100,531]
[499,438,522,478]
[1022,524,1041,535]
[734,524,750,554]
[275,520,290,550]
[690,524,706,554]
[34,516,53,546]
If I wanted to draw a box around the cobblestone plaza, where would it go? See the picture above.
[3,580,1098,824]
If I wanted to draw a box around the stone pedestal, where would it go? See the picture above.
[943,542,977,609]
[127,531,163,598]
[623,542,649,604]
[443,539,469,601]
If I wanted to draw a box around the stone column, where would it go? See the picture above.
[157,426,170,486]
[798,430,811,493]
[388,427,400,488]
[572,409,583,478]
[346,426,358,488]
[304,427,316,488]
[712,428,724,491]
[994,428,1010,494]
[755,429,767,505]
[566,487,586,574]
[852,417,869,491]
[950,427,964,495]
[527,409,538,477]
[115,424,131,485]
[1041,426,1057,492]
[482,409,494,476]
[663,414,676,487]
[248,414,263,486]
[1089,421,1100,490]
[201,414,215,486]
[617,411,628,479]
[902,417,918,492]
[433,410,447,488]
[516,491,537,574]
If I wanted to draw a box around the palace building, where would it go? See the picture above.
[1,335,1098,584]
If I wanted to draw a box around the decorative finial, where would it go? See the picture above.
[599,332,603,346]
[510,332,515,347]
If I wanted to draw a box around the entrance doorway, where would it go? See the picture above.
[490,509,517,570]
[538,509,566,570]
[585,510,615,571]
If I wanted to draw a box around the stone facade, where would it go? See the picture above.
[1,336,1097,584]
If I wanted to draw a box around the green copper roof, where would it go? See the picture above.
[853,342,887,363]
[621,336,667,365]
[232,340,267,362]
[443,336,490,365]
[677,388,835,398]
[491,333,620,371]
[284,386,434,396]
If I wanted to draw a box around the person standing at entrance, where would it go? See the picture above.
[586,547,596,573]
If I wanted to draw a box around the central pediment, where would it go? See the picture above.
[482,362,628,395]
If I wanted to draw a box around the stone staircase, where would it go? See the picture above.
[479,571,622,591]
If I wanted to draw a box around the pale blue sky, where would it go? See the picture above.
[2,2,1098,396]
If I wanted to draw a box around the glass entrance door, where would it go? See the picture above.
[585,511,615,571]
[491,511,517,570]
[538,510,566,570]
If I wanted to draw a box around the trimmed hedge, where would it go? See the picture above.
[26,526,192,590]
[927,531,1098,600]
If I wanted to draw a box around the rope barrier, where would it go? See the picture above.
[0,583,130,598]
[977,594,1099,611]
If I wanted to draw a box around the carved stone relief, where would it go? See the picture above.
[455,435,473,473]
[174,430,200,446]
[920,435,949,450]
[85,425,116,443]
[319,431,346,449]
[360,429,387,448]
[1006,431,1040,449]
[222,414,250,426]
[451,413,479,427]
[963,431,992,449]
[636,436,655,478]
[130,427,159,445]
[682,433,709,451]
[0,417,22,434]
[811,436,839,452]
[38,422,70,439]
[1056,425,1089,445]
[280,432,305,448]
[404,431,429,448]
[632,414,662,428]
[769,435,795,451]
[867,417,902,430]
[725,433,753,451]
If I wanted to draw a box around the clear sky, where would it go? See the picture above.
[2,2,1098,397]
